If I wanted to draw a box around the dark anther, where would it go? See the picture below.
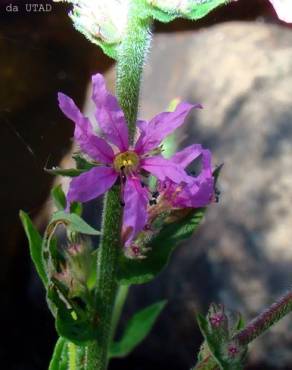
[120,201,125,207]
[215,187,221,203]
[140,181,146,187]
[149,199,157,206]
[120,165,125,170]
[152,191,159,198]
[188,170,197,176]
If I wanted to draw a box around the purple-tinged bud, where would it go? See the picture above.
[125,244,147,260]
[209,313,225,328]
[53,240,96,298]
[67,243,85,257]
[227,342,240,359]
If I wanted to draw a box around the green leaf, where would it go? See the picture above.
[48,337,68,370]
[110,300,166,358]
[51,185,67,210]
[117,208,205,284]
[51,211,100,236]
[196,310,246,370]
[196,314,225,370]
[71,22,118,60]
[70,202,83,216]
[19,210,48,286]
[45,167,86,177]
[48,284,97,345]
[187,0,229,20]
[49,338,87,370]
[72,153,96,170]
[139,0,230,23]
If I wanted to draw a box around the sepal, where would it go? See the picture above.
[117,208,206,284]
[141,0,230,22]
[50,211,100,236]
[195,304,247,369]
[48,282,99,344]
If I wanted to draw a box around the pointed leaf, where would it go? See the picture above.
[109,300,166,358]
[48,337,68,370]
[51,211,101,236]
[73,153,96,170]
[70,202,83,216]
[117,208,205,284]
[19,210,48,286]
[48,284,98,345]
[49,337,86,370]
[45,167,86,177]
[51,185,67,210]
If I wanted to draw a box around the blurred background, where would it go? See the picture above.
[1,0,292,369]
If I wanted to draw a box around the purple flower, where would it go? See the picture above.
[58,73,201,245]
[157,144,214,208]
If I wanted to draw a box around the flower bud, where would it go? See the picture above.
[207,303,229,340]
[54,0,130,44]
[54,241,95,298]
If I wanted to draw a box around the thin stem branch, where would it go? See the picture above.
[233,290,292,346]
[110,285,130,343]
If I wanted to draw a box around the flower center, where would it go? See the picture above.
[113,151,139,173]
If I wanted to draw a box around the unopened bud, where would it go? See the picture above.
[207,303,228,336]
[53,241,95,298]
[66,242,93,284]
[227,343,239,358]
[54,0,130,44]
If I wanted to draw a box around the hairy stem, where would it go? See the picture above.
[86,7,152,370]
[86,188,122,370]
[116,2,152,142]
[233,290,292,346]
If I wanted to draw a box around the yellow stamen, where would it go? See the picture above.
[113,151,139,173]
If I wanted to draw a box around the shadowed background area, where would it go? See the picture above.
[0,0,292,369]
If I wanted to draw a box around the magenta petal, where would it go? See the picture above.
[123,177,149,246]
[58,93,115,164]
[160,146,214,208]
[135,102,202,154]
[176,178,214,208]
[92,74,129,151]
[67,166,117,205]
[134,120,148,154]
[170,144,205,168]
[141,156,192,184]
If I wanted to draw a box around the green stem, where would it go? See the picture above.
[86,188,122,370]
[110,285,130,343]
[86,8,152,369]
[116,2,152,142]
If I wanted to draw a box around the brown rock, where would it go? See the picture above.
[115,21,292,370]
